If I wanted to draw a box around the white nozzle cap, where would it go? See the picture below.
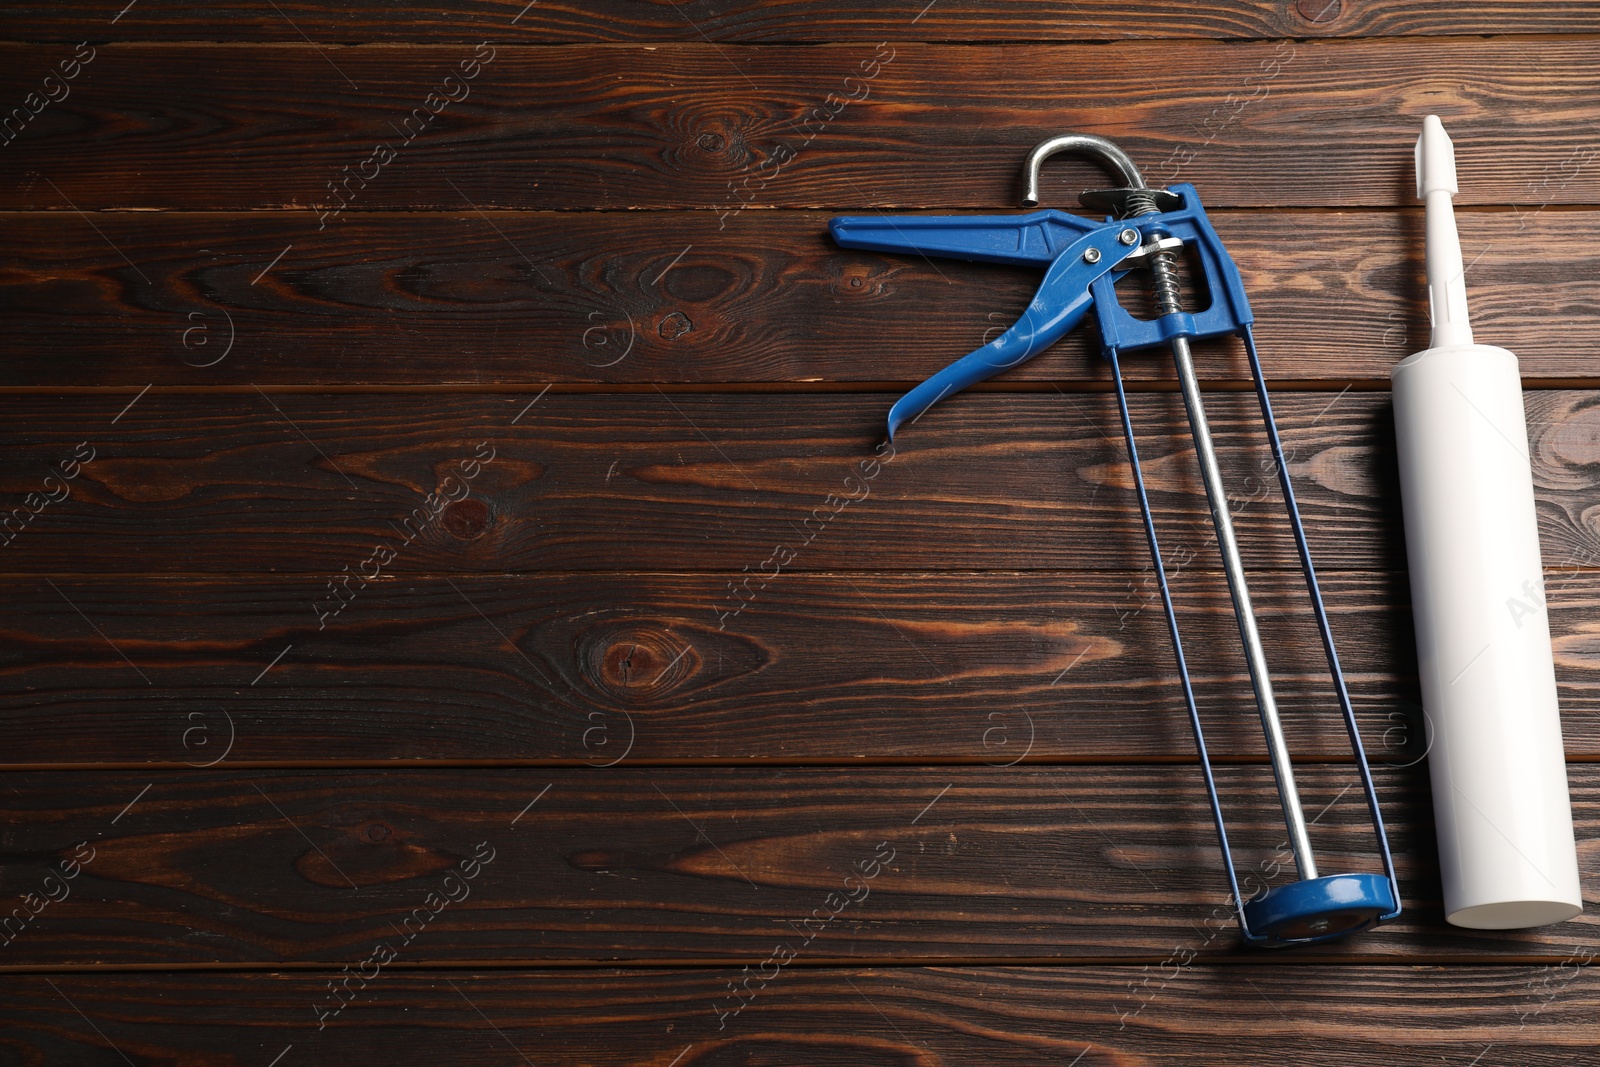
[1415,114,1458,198]
[1415,114,1473,349]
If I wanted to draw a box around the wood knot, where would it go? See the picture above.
[658,311,693,340]
[441,498,490,540]
[292,815,457,888]
[834,261,889,297]
[1294,0,1340,23]
[583,624,698,703]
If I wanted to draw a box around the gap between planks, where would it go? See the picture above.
[5,381,1596,395]
[0,755,1357,772]
[6,566,1598,581]
[5,756,1600,772]
[0,29,1596,44]
[8,204,1600,214]
[3,379,1587,391]
[0,381,1392,395]
[0,954,1588,977]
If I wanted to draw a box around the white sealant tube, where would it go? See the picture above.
[1392,115,1583,929]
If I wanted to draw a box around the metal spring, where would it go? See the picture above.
[1121,187,1184,315]
[1122,188,1161,217]
[1149,250,1184,316]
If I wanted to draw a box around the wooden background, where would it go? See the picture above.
[3,2,1599,1063]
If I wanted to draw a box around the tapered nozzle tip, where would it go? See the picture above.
[1415,114,1458,200]
[1414,115,1474,349]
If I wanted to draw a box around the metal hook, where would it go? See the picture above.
[1020,134,1146,208]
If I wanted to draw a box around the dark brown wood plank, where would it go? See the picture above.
[0,389,1396,574]
[3,965,1594,1065]
[3,568,1596,764]
[5,390,1598,575]
[9,1,1600,42]
[0,570,1437,763]
[5,41,1600,210]
[3,207,1589,386]
[1,766,1596,966]
[4,4,1584,1053]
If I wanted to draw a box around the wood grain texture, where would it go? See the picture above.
[0,570,1432,764]
[0,766,1596,967]
[5,966,1594,1065]
[5,207,1594,386]
[2,568,1597,765]
[6,40,1600,211]
[5,390,1599,575]
[9,1,1600,42]
[3,8,1597,1056]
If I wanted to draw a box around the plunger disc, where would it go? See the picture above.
[1242,873,1397,947]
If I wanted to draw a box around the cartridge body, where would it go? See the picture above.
[1392,342,1582,929]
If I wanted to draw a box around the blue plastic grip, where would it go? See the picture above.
[832,184,1257,437]
[884,225,1140,439]
[830,209,1102,267]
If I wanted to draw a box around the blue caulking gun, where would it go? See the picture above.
[830,134,1401,946]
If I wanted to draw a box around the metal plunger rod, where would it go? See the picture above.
[1136,225,1317,881]
[1168,335,1317,880]
[1020,136,1322,884]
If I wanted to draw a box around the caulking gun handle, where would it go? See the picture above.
[830,209,1103,267]
[886,223,1141,440]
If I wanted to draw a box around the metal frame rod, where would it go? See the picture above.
[1108,347,1253,929]
[1168,334,1318,881]
[1241,327,1400,910]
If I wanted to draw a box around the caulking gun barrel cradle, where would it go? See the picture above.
[831,134,1401,946]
